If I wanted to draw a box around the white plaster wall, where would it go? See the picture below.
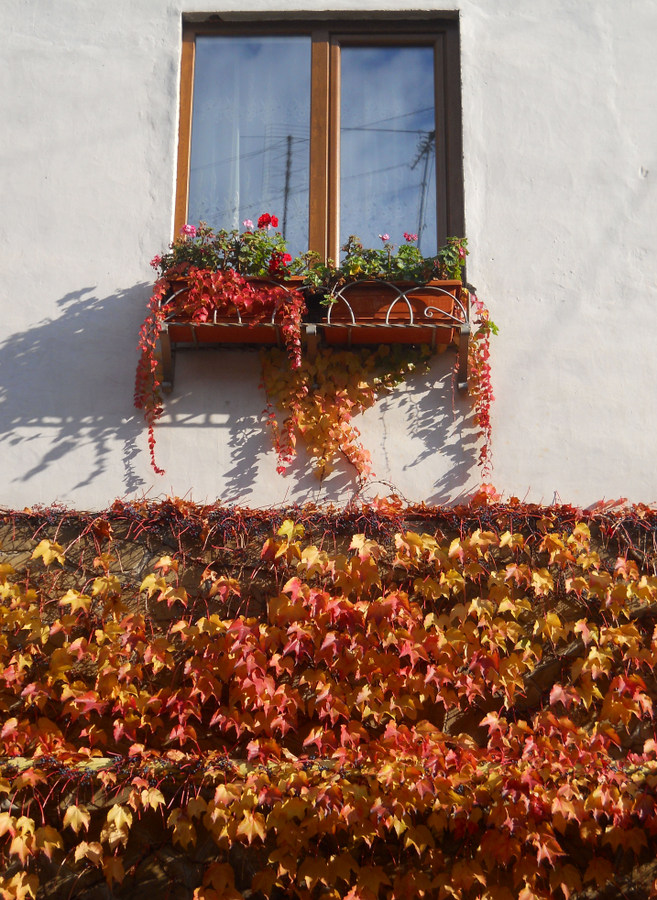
[1,0,656,509]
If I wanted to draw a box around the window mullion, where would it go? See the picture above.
[308,31,330,259]
[174,27,195,235]
[327,37,341,263]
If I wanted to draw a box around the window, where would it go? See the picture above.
[175,17,464,262]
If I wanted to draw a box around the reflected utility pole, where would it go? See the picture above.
[283,135,292,236]
[411,130,435,253]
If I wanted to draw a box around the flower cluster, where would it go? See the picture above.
[300,232,468,292]
[257,212,279,229]
[151,215,295,280]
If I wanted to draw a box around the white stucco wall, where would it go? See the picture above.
[2,0,656,509]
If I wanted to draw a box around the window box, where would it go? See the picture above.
[321,279,470,384]
[158,274,306,392]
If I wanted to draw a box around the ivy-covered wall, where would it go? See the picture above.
[1,498,657,897]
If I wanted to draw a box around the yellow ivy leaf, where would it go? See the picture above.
[141,788,165,811]
[35,825,64,860]
[92,575,121,597]
[236,809,266,844]
[74,841,104,866]
[531,568,554,595]
[101,804,133,850]
[140,573,167,597]
[16,816,35,835]
[499,531,525,550]
[102,855,125,887]
[59,590,92,613]
[168,808,197,849]
[63,805,91,834]
[4,872,39,900]
[48,647,74,681]
[31,540,65,566]
[277,519,305,541]
[186,796,208,819]
[0,562,16,582]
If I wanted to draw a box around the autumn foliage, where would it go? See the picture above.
[1,499,657,898]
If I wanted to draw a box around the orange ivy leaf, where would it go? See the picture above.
[583,857,613,888]
[2,872,39,900]
[9,831,35,865]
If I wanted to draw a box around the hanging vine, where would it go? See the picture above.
[134,268,306,474]
[467,290,497,476]
[260,345,432,481]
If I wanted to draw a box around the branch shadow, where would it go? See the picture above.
[370,351,479,502]
[0,283,151,495]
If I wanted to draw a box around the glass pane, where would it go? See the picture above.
[340,45,437,256]
[188,37,311,257]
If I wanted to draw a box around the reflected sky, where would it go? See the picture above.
[188,36,311,257]
[188,37,437,258]
[341,46,436,254]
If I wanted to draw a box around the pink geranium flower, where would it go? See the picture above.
[379,233,390,242]
[150,255,162,269]
[243,219,254,229]
[403,232,418,242]
[181,224,196,238]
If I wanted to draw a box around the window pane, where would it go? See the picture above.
[188,36,311,257]
[340,46,437,255]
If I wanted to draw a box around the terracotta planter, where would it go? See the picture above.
[158,273,305,391]
[160,277,301,344]
[322,279,466,348]
[162,274,304,346]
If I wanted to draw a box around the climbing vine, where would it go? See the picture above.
[0,499,656,897]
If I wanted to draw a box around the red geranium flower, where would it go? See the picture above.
[257,213,272,229]
[271,215,279,228]
[268,251,292,274]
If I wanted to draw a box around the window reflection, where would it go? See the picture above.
[340,46,437,255]
[188,37,311,257]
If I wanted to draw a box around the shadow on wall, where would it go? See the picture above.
[0,283,479,504]
[0,283,151,496]
[375,363,479,503]
[158,347,479,506]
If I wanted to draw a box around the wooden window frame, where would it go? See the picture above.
[175,17,464,262]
